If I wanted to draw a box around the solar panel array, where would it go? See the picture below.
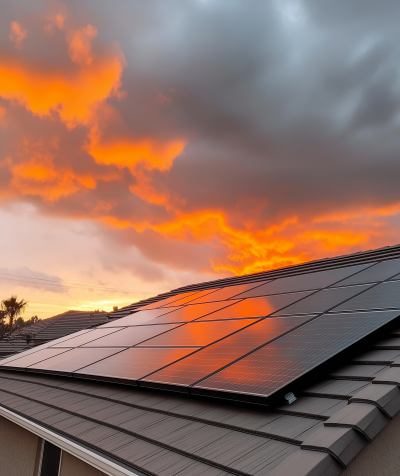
[2,258,400,400]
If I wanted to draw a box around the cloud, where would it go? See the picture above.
[9,21,27,49]
[0,267,68,293]
[2,0,400,280]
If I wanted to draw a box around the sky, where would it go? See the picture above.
[2,0,400,319]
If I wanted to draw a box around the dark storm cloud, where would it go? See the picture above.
[2,0,400,276]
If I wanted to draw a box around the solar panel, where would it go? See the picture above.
[137,319,257,347]
[100,307,179,327]
[194,310,400,398]
[50,328,123,347]
[0,329,93,365]
[144,301,239,324]
[272,284,372,316]
[332,280,400,312]
[136,291,200,310]
[234,264,370,298]
[333,259,400,286]
[165,289,222,306]
[186,282,271,304]
[76,347,197,382]
[196,292,313,321]
[81,324,180,347]
[28,347,124,374]
[2,348,72,369]
[141,316,312,387]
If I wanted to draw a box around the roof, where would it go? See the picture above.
[2,244,400,475]
[0,310,111,357]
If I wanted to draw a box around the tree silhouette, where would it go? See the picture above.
[1,295,28,328]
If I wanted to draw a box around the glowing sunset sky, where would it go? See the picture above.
[1,0,400,319]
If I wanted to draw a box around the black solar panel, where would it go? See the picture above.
[272,284,372,316]
[0,329,93,365]
[185,282,271,304]
[333,259,400,286]
[194,310,400,397]
[142,316,311,387]
[136,291,200,310]
[332,280,400,312]
[28,347,123,374]
[2,348,72,369]
[51,328,123,347]
[144,301,239,324]
[234,264,369,298]
[137,319,257,347]
[81,324,180,347]
[77,347,198,381]
[195,292,313,320]
[100,307,179,327]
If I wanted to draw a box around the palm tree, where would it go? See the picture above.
[1,295,28,328]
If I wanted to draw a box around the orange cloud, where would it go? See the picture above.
[0,53,124,128]
[67,24,98,66]
[9,22,27,49]
[11,151,96,202]
[88,126,185,171]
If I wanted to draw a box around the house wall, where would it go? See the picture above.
[342,410,400,476]
[0,416,42,476]
[59,451,107,476]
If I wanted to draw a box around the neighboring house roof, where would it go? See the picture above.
[0,310,110,357]
[33,310,110,343]
[2,244,400,475]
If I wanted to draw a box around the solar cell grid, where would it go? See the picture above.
[196,292,313,321]
[145,301,239,325]
[2,348,72,369]
[332,280,400,312]
[0,329,93,365]
[273,284,372,316]
[76,347,197,381]
[186,282,271,304]
[100,307,179,328]
[141,316,312,387]
[81,324,180,347]
[28,347,124,374]
[51,328,123,347]
[195,310,400,397]
[136,291,200,310]
[234,264,369,298]
[333,260,400,287]
[165,288,222,306]
[138,319,257,347]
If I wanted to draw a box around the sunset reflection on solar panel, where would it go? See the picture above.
[196,292,312,321]
[138,319,257,347]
